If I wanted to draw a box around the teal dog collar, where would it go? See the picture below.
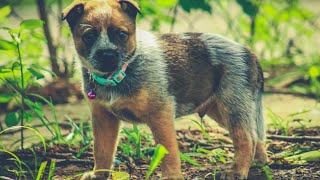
[90,63,128,87]
[91,69,126,86]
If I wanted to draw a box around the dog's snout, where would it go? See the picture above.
[95,49,119,61]
[93,49,120,72]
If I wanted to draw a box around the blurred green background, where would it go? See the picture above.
[0,0,319,98]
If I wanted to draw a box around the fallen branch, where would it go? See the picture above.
[267,135,320,142]
[0,122,90,135]
[264,87,316,98]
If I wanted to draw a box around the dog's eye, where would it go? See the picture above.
[118,31,128,41]
[82,31,98,46]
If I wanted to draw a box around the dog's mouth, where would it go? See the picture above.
[83,52,133,76]
[85,56,122,75]
[95,61,119,73]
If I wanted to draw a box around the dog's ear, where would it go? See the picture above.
[118,0,141,19]
[61,1,86,29]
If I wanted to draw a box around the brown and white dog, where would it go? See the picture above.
[62,0,267,179]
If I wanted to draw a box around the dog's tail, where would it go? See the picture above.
[255,63,265,141]
[256,90,265,140]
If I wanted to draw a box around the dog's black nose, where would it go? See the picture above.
[94,49,120,72]
[94,49,119,61]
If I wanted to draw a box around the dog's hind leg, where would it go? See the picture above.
[254,91,268,165]
[206,96,257,179]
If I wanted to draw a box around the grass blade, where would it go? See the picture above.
[192,120,213,143]
[146,144,169,180]
[0,126,46,152]
[112,172,130,180]
[36,161,47,180]
[48,160,56,180]
[179,151,201,167]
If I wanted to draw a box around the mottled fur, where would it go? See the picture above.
[62,0,267,179]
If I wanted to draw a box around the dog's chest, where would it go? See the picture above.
[92,87,153,123]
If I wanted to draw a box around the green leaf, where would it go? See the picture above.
[11,62,21,70]
[10,32,21,44]
[179,152,201,166]
[30,64,57,77]
[35,102,43,110]
[36,161,47,180]
[156,0,177,7]
[309,66,320,78]
[32,32,47,42]
[48,161,56,180]
[285,150,320,162]
[31,81,43,88]
[34,108,44,117]
[0,39,16,50]
[5,112,20,127]
[179,0,212,13]
[146,144,169,179]
[236,0,260,17]
[25,99,36,108]
[111,172,130,180]
[20,19,44,30]
[28,67,45,80]
[0,6,11,19]
[0,93,14,103]
[0,67,11,73]
[19,111,34,123]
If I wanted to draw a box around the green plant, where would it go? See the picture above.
[0,126,49,179]
[146,144,168,180]
[65,115,91,146]
[119,124,153,159]
[0,16,64,148]
[197,148,227,164]
[267,108,312,135]
[290,64,320,98]
[33,160,56,180]
[179,151,201,167]
[192,119,213,143]
[261,165,272,180]
[0,149,25,179]
[267,108,290,136]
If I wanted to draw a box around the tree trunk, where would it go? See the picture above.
[36,0,63,78]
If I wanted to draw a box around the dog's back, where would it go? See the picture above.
[135,31,267,179]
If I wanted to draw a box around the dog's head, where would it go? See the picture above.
[62,0,141,74]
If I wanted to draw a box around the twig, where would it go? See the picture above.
[169,3,178,32]
[267,135,320,142]
[0,122,90,135]
[264,87,317,99]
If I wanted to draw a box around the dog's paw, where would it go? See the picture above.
[80,172,107,180]
[216,170,247,180]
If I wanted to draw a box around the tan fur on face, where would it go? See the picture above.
[71,0,137,58]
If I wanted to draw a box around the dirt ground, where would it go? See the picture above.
[0,90,319,179]
[0,126,319,180]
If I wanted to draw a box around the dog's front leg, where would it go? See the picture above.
[81,102,120,180]
[147,104,183,180]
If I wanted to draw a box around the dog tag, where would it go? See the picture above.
[88,90,96,99]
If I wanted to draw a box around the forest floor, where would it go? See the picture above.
[0,126,319,179]
[1,87,320,179]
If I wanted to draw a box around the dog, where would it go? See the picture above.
[62,0,267,179]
